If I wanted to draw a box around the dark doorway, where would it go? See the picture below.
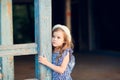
[52,0,65,26]
[71,0,120,52]
[71,0,89,52]
[13,0,35,79]
[92,0,120,51]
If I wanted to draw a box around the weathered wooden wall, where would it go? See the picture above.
[0,0,52,80]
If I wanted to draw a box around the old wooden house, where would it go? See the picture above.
[0,0,120,80]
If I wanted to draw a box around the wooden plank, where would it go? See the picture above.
[0,43,37,56]
[0,0,14,80]
[88,0,95,50]
[0,43,36,50]
[13,0,33,4]
[65,0,71,30]
[34,0,52,80]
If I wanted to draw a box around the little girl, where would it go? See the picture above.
[39,24,75,80]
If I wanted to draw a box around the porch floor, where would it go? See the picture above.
[15,52,120,80]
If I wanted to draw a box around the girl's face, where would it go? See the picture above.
[52,30,65,48]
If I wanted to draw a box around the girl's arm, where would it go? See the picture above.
[39,52,69,74]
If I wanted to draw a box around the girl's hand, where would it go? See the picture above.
[39,56,48,66]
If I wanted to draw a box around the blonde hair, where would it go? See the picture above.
[52,24,74,60]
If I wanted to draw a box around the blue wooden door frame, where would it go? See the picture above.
[0,0,52,80]
[34,0,52,79]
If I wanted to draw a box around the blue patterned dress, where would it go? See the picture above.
[52,48,74,80]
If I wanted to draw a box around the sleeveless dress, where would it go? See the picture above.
[52,48,74,80]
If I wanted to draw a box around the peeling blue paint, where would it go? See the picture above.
[0,0,52,80]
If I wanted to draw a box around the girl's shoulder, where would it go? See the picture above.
[62,48,73,56]
[63,48,75,72]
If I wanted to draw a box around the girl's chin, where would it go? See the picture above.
[52,44,56,47]
[52,44,57,47]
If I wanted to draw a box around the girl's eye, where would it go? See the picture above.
[57,37,61,39]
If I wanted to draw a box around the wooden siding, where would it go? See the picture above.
[0,43,37,56]
[34,0,52,79]
[0,0,52,80]
[0,0,14,80]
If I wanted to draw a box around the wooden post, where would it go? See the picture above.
[65,0,71,30]
[34,0,52,80]
[88,0,95,50]
[0,0,14,80]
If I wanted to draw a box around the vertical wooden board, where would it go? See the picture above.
[65,0,71,30]
[88,0,95,50]
[34,0,52,80]
[1,0,13,44]
[0,0,14,80]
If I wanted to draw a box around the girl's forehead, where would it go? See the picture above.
[53,30,64,36]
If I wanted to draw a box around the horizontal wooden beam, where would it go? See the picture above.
[13,0,33,3]
[0,43,37,56]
